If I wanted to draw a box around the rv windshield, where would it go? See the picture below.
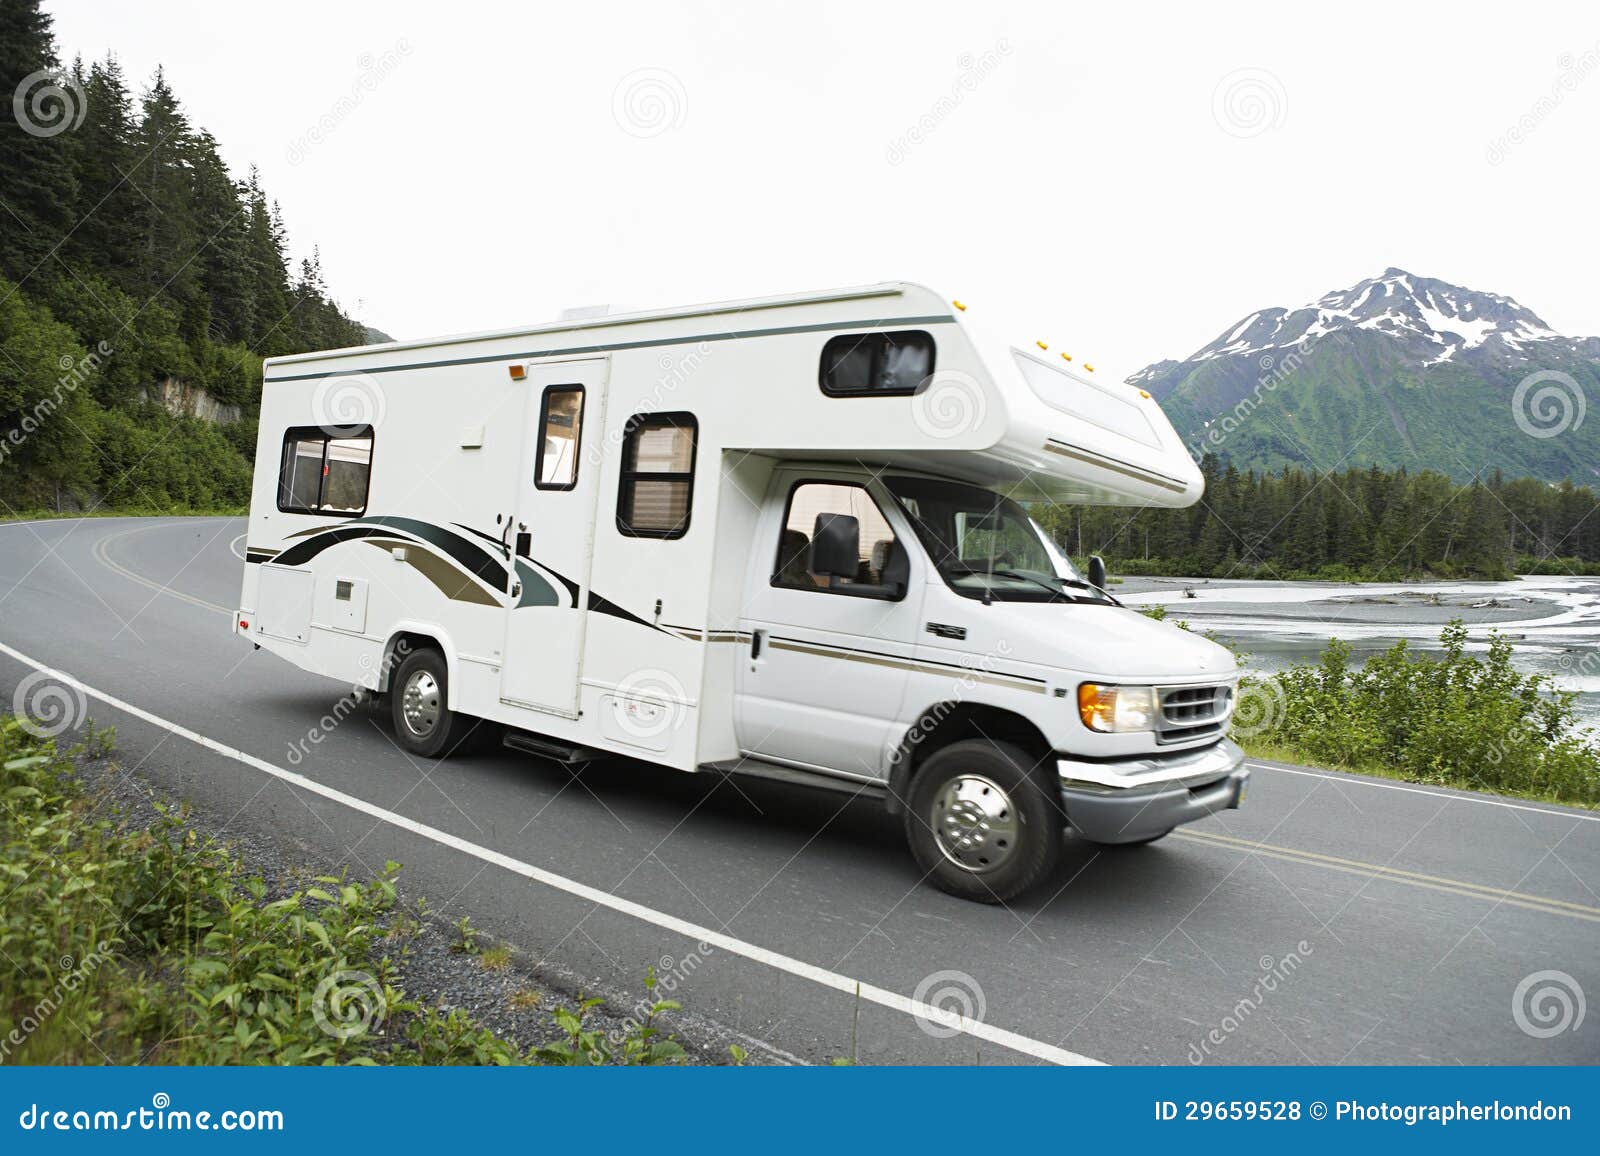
[884,477,1111,604]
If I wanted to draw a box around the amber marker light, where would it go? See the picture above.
[508,364,527,381]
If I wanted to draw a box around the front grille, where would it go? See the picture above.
[1154,684,1232,745]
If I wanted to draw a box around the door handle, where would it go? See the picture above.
[750,629,766,661]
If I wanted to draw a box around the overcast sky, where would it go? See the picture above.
[45,0,1600,379]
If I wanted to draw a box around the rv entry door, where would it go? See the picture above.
[498,355,609,717]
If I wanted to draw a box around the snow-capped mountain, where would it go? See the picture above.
[1129,270,1600,482]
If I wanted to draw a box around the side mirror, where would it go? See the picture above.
[810,513,861,577]
[1088,554,1108,590]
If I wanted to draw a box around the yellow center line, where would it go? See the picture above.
[92,524,233,617]
[1172,828,1600,923]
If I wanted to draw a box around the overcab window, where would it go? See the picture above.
[818,330,936,397]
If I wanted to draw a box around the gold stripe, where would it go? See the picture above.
[769,639,1046,693]
[362,539,501,607]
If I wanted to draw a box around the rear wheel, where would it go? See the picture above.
[904,739,1062,903]
[390,647,480,758]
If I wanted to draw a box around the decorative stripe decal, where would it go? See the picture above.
[1043,440,1190,493]
[768,635,1047,693]
[361,540,501,606]
[264,315,958,384]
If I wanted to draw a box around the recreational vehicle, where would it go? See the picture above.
[237,282,1247,902]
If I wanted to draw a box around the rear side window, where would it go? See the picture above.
[819,330,935,396]
[616,412,697,538]
[536,384,584,490]
[277,426,373,516]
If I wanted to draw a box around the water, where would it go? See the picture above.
[1117,575,1600,728]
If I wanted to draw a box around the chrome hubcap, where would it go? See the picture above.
[401,670,441,738]
[932,773,1019,874]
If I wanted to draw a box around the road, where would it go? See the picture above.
[1,516,1597,1065]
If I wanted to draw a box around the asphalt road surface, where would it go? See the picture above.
[2,517,1597,1065]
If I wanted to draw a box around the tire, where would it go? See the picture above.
[389,647,481,758]
[903,739,1062,903]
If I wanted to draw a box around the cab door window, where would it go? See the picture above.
[773,482,905,599]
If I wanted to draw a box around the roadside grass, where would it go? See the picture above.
[0,718,686,1065]
[0,506,246,522]
[1232,622,1600,809]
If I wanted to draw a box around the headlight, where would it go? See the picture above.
[1077,683,1157,733]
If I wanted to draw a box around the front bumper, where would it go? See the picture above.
[1056,739,1248,844]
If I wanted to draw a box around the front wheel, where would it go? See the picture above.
[904,739,1062,903]
[389,647,480,758]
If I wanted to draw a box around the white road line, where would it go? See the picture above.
[229,533,247,561]
[1247,761,1600,823]
[0,639,1100,1067]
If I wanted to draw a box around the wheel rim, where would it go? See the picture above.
[401,670,441,738]
[931,773,1019,874]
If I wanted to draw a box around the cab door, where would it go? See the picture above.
[734,473,925,779]
[499,356,608,717]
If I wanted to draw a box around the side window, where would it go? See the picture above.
[818,330,935,397]
[616,412,697,538]
[536,385,584,490]
[773,482,905,599]
[277,426,373,516]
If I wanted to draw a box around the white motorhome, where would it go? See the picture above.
[237,282,1246,902]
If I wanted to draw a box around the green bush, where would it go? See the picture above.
[0,719,687,1065]
[1250,622,1600,804]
